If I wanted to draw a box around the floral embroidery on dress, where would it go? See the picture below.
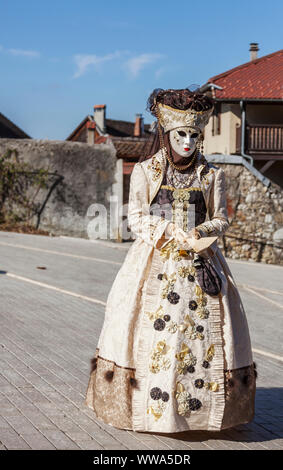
[150,386,170,402]
[146,305,164,322]
[147,399,167,421]
[194,378,219,392]
[178,265,196,278]
[189,300,198,310]
[202,344,215,369]
[166,321,178,334]
[175,382,202,416]
[178,314,205,341]
[161,272,177,299]
[146,306,173,332]
[175,342,197,375]
[167,291,180,304]
[148,155,163,181]
[194,285,210,319]
[149,340,172,374]
[200,167,214,189]
[160,239,191,262]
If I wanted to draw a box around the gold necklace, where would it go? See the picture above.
[165,144,198,171]
[168,161,197,189]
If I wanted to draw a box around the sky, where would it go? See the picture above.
[1,0,282,140]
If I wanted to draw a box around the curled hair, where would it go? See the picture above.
[146,86,215,117]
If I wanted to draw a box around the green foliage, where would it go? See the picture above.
[0,148,49,225]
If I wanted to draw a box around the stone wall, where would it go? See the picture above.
[0,138,116,238]
[217,163,283,265]
[1,139,282,265]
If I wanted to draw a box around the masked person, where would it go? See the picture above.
[85,87,257,433]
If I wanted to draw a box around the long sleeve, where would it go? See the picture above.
[196,168,230,238]
[127,162,172,247]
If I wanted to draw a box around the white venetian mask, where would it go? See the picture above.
[169,127,200,158]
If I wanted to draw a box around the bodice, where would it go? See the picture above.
[149,159,207,232]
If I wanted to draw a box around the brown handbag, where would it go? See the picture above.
[193,254,222,296]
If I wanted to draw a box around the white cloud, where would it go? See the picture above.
[7,48,40,58]
[125,53,165,78]
[73,50,126,78]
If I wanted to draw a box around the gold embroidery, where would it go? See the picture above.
[149,340,172,374]
[147,400,167,421]
[160,239,191,262]
[179,314,204,341]
[149,156,162,181]
[161,185,201,192]
[195,285,209,319]
[204,381,219,392]
[197,222,215,234]
[205,344,215,362]
[157,103,213,132]
[161,272,177,298]
[178,265,196,278]
[159,103,208,115]
[166,321,178,334]
[201,167,215,187]
[196,307,210,320]
[175,382,192,416]
[146,305,164,322]
[175,342,197,374]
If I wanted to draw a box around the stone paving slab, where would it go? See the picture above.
[0,231,282,450]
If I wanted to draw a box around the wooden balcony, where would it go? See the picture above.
[236,124,283,160]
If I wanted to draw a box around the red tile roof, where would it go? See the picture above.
[105,119,151,137]
[112,137,150,160]
[208,49,283,100]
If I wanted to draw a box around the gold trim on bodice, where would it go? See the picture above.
[157,185,205,232]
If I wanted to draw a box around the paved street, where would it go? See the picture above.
[0,231,282,450]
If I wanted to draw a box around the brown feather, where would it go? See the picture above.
[227,378,234,387]
[105,370,114,382]
[90,357,97,373]
[129,377,139,388]
[242,374,253,386]
[253,362,258,379]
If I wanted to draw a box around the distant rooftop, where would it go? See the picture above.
[208,49,283,100]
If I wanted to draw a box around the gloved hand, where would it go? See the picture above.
[166,223,191,246]
[187,228,202,240]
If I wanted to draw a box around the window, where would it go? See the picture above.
[212,102,221,136]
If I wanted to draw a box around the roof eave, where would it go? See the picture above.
[66,115,93,141]
[213,97,283,103]
[0,112,31,139]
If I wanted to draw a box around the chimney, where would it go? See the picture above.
[249,43,259,61]
[94,104,106,133]
[134,113,144,137]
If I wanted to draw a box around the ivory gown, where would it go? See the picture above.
[85,149,257,432]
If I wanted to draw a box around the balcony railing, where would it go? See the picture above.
[236,124,283,157]
[246,124,283,154]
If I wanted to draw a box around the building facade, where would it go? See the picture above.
[203,46,283,187]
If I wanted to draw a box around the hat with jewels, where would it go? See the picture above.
[156,102,213,133]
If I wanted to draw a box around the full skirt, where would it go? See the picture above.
[85,239,257,432]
